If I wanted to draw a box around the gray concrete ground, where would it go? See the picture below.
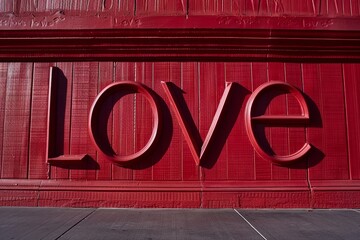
[0,207,359,240]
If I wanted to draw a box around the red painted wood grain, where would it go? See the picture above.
[50,62,72,180]
[181,62,201,181]
[285,63,307,180]
[2,0,360,16]
[1,0,360,208]
[1,63,32,179]
[153,62,182,181]
[0,63,8,179]
[112,62,134,180]
[133,62,153,181]
[201,63,228,181]
[96,62,113,181]
[186,0,354,16]
[225,62,254,181]
[304,64,349,181]
[136,0,186,15]
[343,64,360,180]
[28,63,53,179]
[38,190,201,208]
[268,62,289,180]
[69,62,98,180]
[251,62,272,180]
[0,61,358,198]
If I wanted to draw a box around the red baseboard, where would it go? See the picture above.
[1,180,359,208]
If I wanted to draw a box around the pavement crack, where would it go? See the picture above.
[54,208,97,240]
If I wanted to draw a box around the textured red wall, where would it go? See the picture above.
[1,0,360,16]
[0,0,360,208]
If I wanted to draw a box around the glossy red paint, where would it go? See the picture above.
[1,0,360,208]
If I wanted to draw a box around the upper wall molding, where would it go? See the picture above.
[0,14,359,62]
[1,0,360,17]
[1,12,360,30]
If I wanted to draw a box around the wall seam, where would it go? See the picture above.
[26,63,35,179]
[341,63,352,180]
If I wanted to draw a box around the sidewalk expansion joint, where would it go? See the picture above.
[54,208,97,240]
[233,209,268,240]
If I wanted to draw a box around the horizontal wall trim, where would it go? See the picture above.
[2,180,360,208]
[1,180,360,192]
[0,179,309,192]
[0,16,359,62]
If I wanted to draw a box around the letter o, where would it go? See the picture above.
[88,81,162,166]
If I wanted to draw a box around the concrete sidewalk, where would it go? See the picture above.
[0,207,359,240]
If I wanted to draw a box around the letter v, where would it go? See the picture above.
[161,81,236,167]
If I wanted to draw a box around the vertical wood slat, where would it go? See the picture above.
[28,63,53,179]
[188,0,320,16]
[303,64,323,181]
[0,63,8,178]
[181,62,200,181]
[50,62,72,179]
[268,62,289,180]
[318,0,342,16]
[188,0,223,15]
[19,0,33,12]
[112,62,134,180]
[201,63,227,180]
[279,0,318,16]
[136,0,186,16]
[152,62,182,181]
[327,0,343,15]
[96,62,113,180]
[343,63,360,179]
[214,63,227,179]
[186,0,360,16]
[3,0,15,12]
[133,62,153,180]
[352,0,360,15]
[117,0,135,14]
[34,0,47,12]
[1,63,33,179]
[343,0,353,15]
[165,62,181,180]
[152,62,169,181]
[251,62,272,180]
[225,62,254,180]
[69,62,98,180]
[286,63,307,180]
[100,0,134,15]
[305,64,349,180]
[15,0,135,15]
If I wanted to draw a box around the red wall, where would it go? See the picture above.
[1,0,360,16]
[0,0,360,208]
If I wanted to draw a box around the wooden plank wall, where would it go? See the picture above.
[0,62,358,183]
[0,0,360,208]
